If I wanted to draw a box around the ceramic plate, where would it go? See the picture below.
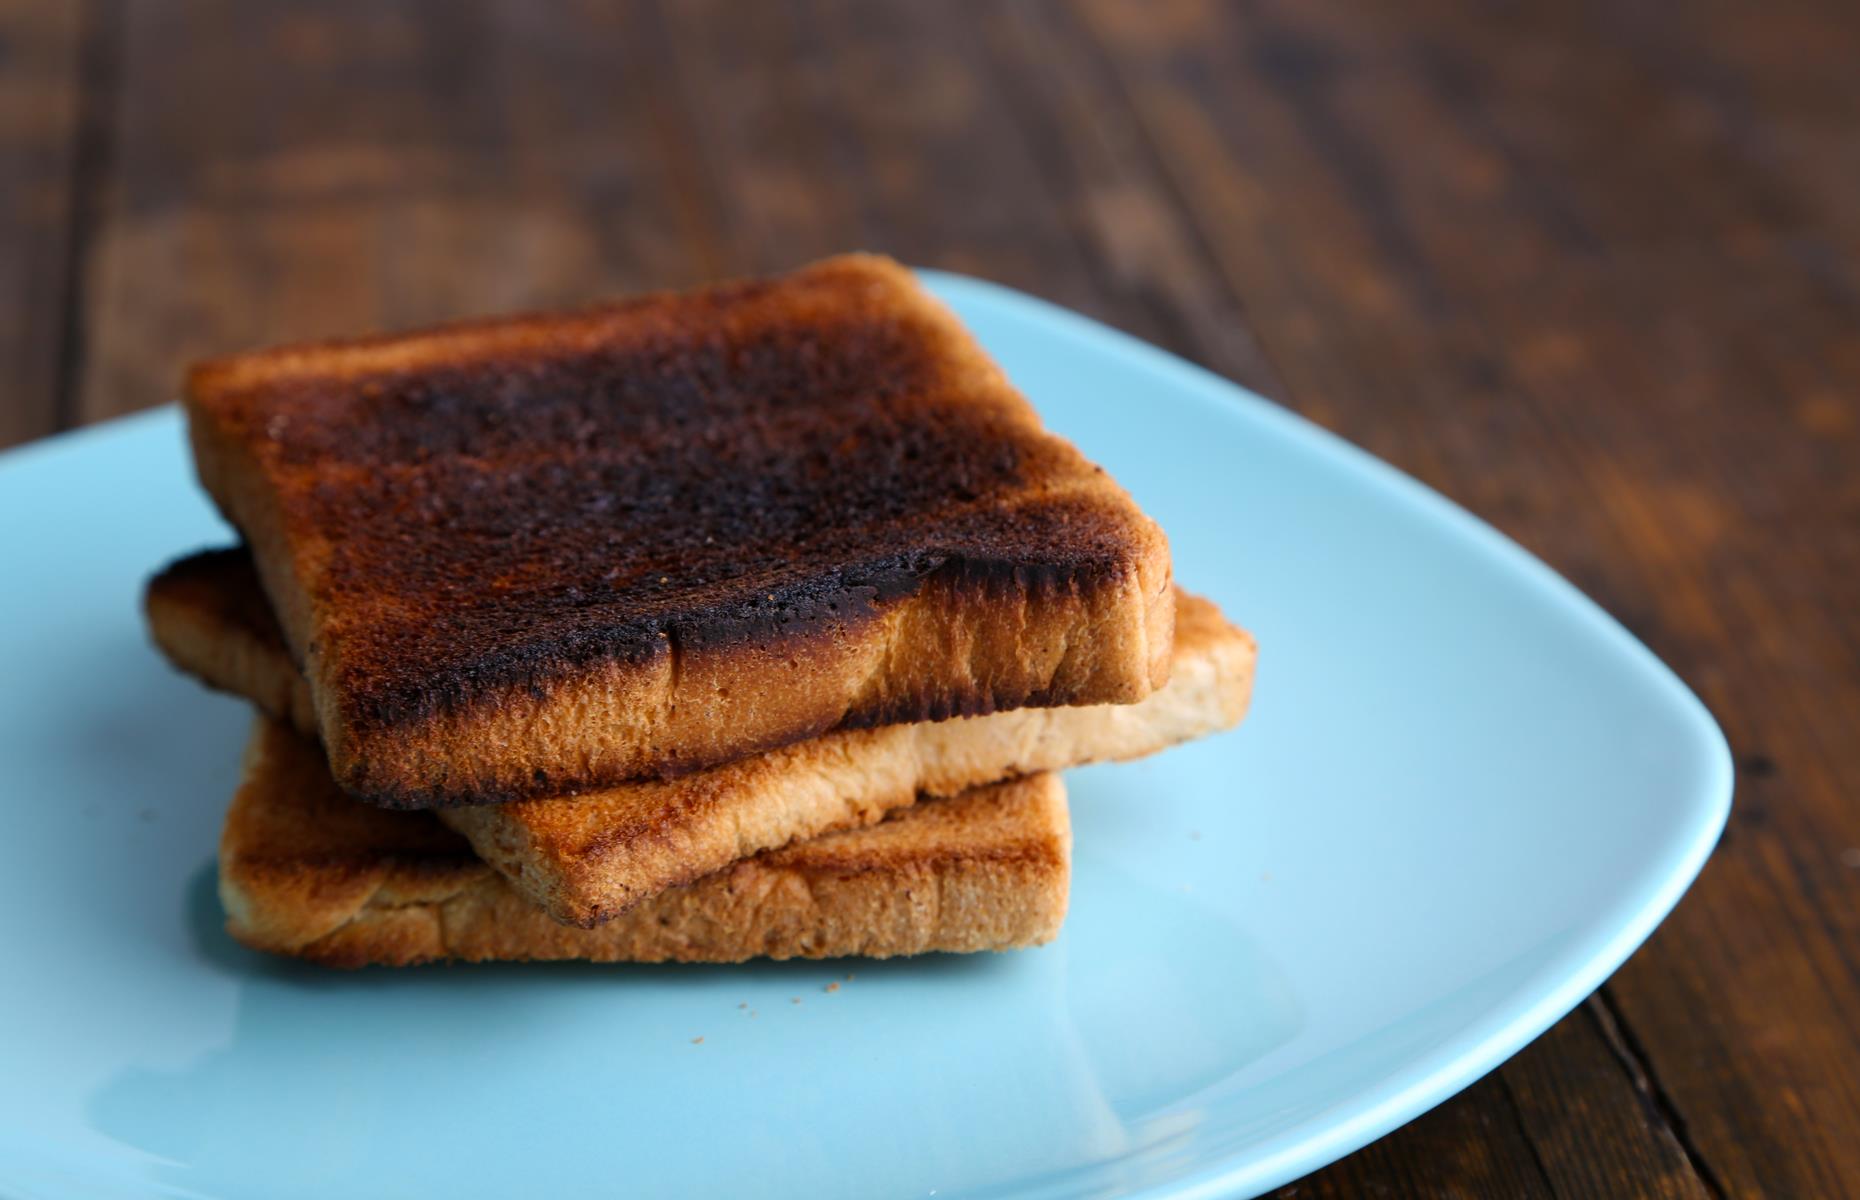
[0,272,1730,1199]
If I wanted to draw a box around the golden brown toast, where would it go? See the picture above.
[221,719,1071,967]
[185,255,1173,808]
[149,550,1253,925]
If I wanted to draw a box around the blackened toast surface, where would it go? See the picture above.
[186,255,1173,807]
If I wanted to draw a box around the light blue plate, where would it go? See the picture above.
[0,273,1730,1199]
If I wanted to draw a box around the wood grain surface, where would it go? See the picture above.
[5,1,1856,1194]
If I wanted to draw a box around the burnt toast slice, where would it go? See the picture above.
[185,255,1173,808]
[149,549,1252,925]
[221,718,1071,967]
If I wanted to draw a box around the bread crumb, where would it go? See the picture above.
[691,1037,703,1045]
[738,1002,748,1009]
[825,982,840,993]
[791,997,801,1004]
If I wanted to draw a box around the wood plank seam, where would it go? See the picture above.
[639,0,783,273]
[50,0,123,434]
[1494,1072,1563,1196]
[965,2,1286,401]
[1061,5,1755,1190]
[1026,0,1297,403]
[633,1,731,282]
[956,13,1177,324]
[1592,989,1731,1199]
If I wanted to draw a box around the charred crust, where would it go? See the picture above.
[338,518,1135,737]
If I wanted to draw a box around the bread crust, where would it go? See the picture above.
[143,548,319,731]
[150,551,1253,925]
[185,254,1173,807]
[219,719,1071,967]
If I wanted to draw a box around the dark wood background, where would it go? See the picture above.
[5,1,1856,1195]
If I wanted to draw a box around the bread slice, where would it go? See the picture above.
[143,548,320,733]
[149,550,1253,925]
[221,718,1070,967]
[184,254,1173,808]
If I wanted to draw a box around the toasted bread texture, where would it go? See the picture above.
[143,547,319,732]
[149,550,1254,925]
[220,718,1071,967]
[185,255,1173,808]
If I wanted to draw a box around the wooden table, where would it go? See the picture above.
[6,2,1854,1194]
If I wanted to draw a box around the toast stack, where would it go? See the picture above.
[145,255,1256,967]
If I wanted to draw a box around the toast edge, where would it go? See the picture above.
[148,554,1240,928]
[218,723,1072,968]
[145,551,319,732]
[452,588,1242,928]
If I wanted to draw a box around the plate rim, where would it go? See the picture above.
[0,272,1734,1200]
[922,268,1733,1198]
